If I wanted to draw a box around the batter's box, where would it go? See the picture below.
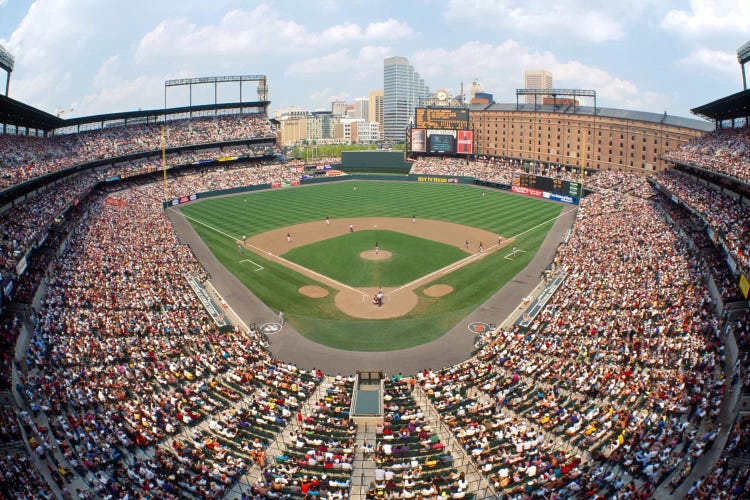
[504,249,527,260]
[239,259,264,271]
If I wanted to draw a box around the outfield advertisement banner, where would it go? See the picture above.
[543,192,579,205]
[411,129,426,153]
[456,130,473,154]
[512,185,543,198]
[513,185,579,205]
[417,176,460,183]
[169,194,198,206]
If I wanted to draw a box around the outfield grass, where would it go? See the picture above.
[180,181,563,351]
[283,230,469,287]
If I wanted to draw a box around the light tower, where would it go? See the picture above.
[738,40,750,90]
[0,43,15,96]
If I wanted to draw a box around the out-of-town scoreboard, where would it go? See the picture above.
[518,173,583,198]
[415,108,469,130]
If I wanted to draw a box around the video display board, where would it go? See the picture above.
[415,107,469,130]
[428,133,456,153]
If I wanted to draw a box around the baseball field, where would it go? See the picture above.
[178,180,563,351]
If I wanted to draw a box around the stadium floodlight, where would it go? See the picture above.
[738,40,750,65]
[738,40,750,90]
[164,75,269,111]
[0,43,14,72]
[0,43,14,96]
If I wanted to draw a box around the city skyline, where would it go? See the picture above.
[1,1,749,120]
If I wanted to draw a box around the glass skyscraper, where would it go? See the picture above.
[383,56,429,142]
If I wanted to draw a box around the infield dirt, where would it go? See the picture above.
[244,217,514,319]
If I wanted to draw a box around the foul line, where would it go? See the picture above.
[177,210,367,297]
[389,206,577,296]
[179,210,242,241]
[512,207,578,241]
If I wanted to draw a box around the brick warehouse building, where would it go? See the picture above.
[469,103,713,173]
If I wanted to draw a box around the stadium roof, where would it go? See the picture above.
[61,101,269,128]
[690,88,750,123]
[0,94,64,131]
[0,98,270,133]
[470,102,714,132]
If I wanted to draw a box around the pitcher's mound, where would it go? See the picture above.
[360,250,392,261]
[299,285,329,298]
[424,284,454,297]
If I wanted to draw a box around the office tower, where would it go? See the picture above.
[368,89,384,135]
[383,56,429,142]
[331,100,347,117]
[354,97,369,120]
[524,70,553,104]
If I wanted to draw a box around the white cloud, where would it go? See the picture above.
[679,47,738,75]
[364,19,413,39]
[136,5,412,64]
[287,46,390,79]
[287,49,352,77]
[1,0,105,111]
[661,0,750,35]
[413,40,671,111]
[307,88,349,107]
[443,0,652,43]
[0,0,8,7]
[75,74,173,116]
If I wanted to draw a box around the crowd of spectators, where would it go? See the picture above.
[0,173,96,279]
[658,200,744,302]
[684,414,750,499]
[0,315,20,389]
[0,112,276,189]
[365,376,466,499]
[409,156,589,186]
[0,140,742,499]
[584,170,656,199]
[653,169,749,273]
[95,143,279,182]
[252,374,357,499]
[0,401,58,499]
[665,126,750,184]
[1,160,300,311]
[410,156,516,184]
[415,177,723,497]
[0,453,56,499]
[10,174,326,498]
[680,306,749,499]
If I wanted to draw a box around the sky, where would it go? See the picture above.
[0,0,749,121]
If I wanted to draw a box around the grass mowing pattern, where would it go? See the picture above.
[282,230,469,287]
[180,181,563,351]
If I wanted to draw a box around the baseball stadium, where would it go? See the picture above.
[0,27,749,500]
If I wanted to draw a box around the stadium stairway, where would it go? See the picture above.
[349,418,379,499]
[228,377,331,495]
[409,386,496,498]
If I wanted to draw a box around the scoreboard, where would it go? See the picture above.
[518,173,582,198]
[415,108,469,130]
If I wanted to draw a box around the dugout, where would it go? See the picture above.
[339,151,411,174]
